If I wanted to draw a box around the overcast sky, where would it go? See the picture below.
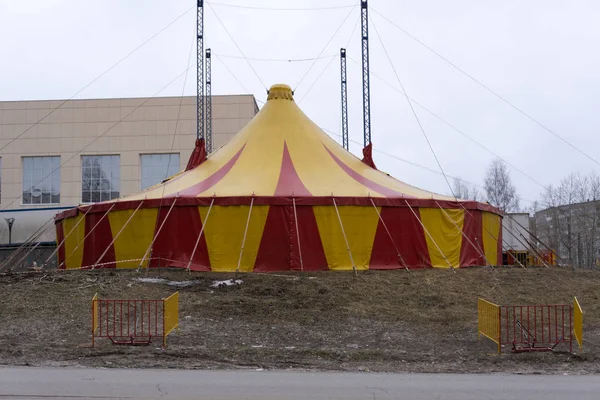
[2,0,599,207]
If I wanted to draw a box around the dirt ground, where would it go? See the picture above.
[1,267,599,374]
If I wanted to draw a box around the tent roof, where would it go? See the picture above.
[122,84,457,201]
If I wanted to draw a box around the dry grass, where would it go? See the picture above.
[1,267,599,373]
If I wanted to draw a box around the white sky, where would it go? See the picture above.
[1,0,599,207]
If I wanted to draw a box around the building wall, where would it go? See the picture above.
[533,200,600,268]
[502,213,531,252]
[0,95,258,244]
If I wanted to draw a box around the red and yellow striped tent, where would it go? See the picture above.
[55,84,502,271]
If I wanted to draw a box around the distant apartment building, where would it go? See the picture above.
[0,95,258,244]
[531,200,600,268]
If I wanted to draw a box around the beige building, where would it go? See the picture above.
[0,94,258,244]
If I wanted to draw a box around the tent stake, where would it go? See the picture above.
[332,197,357,275]
[187,198,214,273]
[236,197,254,273]
[292,197,304,271]
[138,198,178,271]
[405,200,455,272]
[370,198,408,271]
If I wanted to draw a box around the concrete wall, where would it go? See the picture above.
[0,245,57,271]
[0,207,66,244]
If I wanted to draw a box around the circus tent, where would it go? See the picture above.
[54,84,502,272]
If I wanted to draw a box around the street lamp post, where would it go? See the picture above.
[5,218,15,245]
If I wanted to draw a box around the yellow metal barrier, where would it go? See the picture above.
[574,297,583,350]
[478,298,501,354]
[163,292,179,347]
[91,293,99,347]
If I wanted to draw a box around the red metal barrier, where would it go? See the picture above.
[500,304,572,353]
[93,299,164,346]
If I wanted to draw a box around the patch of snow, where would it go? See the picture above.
[167,280,195,287]
[134,277,196,287]
[210,279,243,288]
[136,277,167,284]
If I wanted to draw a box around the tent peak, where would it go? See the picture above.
[267,84,294,101]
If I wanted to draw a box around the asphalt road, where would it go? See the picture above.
[1,367,599,399]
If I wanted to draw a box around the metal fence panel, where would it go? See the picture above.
[163,292,179,347]
[91,294,178,347]
[500,304,572,353]
[478,298,501,354]
[574,297,583,350]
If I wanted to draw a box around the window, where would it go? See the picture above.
[140,153,180,190]
[22,156,60,204]
[82,155,120,203]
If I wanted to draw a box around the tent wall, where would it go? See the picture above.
[368,207,431,269]
[55,205,502,271]
[420,208,464,268]
[313,205,380,270]
[460,209,485,266]
[482,211,502,266]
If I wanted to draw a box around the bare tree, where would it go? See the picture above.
[589,171,600,201]
[452,178,481,201]
[483,159,520,212]
[528,200,542,216]
[537,172,600,268]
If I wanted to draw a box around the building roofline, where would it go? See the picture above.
[0,93,257,104]
[537,198,600,213]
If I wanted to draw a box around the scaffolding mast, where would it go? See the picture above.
[360,0,371,147]
[196,0,204,140]
[340,48,349,151]
[205,48,212,153]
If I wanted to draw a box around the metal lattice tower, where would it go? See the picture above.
[196,0,204,140]
[340,48,349,151]
[360,0,371,147]
[205,48,212,153]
